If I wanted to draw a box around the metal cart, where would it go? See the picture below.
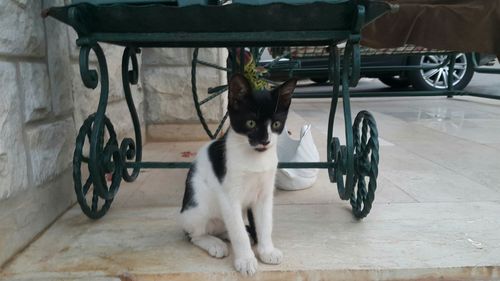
[43,0,392,220]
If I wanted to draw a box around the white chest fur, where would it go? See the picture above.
[223,130,278,207]
[225,129,278,173]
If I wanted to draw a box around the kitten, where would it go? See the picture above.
[179,74,297,276]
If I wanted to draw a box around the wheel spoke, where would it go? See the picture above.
[213,111,229,139]
[83,177,92,196]
[91,192,98,213]
[421,62,440,68]
[454,63,466,70]
[207,84,228,95]
[424,68,439,78]
[442,70,449,87]
[427,55,439,63]
[453,72,461,79]
[199,88,227,105]
[196,59,231,72]
[434,70,443,86]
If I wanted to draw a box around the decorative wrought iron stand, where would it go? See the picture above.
[44,0,391,220]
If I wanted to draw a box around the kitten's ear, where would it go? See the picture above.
[228,74,251,109]
[274,78,297,112]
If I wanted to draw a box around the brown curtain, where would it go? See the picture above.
[361,0,500,58]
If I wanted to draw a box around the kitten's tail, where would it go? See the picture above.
[245,209,258,244]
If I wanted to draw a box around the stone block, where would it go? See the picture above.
[25,118,76,186]
[143,66,226,123]
[44,0,74,116]
[72,62,101,130]
[142,48,191,66]
[20,62,51,122]
[67,28,79,60]
[0,169,74,267]
[0,0,45,57]
[68,40,132,103]
[71,61,145,139]
[197,48,225,65]
[103,43,128,102]
[0,61,28,200]
[106,99,145,141]
[143,66,193,123]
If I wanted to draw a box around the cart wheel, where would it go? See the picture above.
[191,48,231,139]
[191,47,274,139]
[73,113,122,219]
[350,111,379,219]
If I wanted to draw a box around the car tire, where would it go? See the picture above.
[310,77,329,84]
[408,53,474,91]
[378,76,412,88]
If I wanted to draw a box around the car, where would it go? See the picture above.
[263,47,497,91]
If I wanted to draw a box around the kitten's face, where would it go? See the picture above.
[228,74,297,152]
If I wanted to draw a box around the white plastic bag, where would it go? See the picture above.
[276,124,320,191]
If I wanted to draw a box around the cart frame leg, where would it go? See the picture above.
[72,43,143,219]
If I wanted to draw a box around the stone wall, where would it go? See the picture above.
[0,0,226,267]
[0,0,145,266]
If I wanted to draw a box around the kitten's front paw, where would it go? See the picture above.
[258,248,283,265]
[208,240,229,258]
[234,255,258,276]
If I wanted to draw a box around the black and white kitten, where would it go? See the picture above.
[179,74,297,276]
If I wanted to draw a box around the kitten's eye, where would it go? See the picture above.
[246,120,256,129]
[272,121,282,129]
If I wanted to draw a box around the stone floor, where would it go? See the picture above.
[2,81,500,280]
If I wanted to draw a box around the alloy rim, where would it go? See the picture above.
[419,53,467,89]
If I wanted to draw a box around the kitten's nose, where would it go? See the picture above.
[262,140,270,146]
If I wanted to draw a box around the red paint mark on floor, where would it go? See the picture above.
[181,151,196,158]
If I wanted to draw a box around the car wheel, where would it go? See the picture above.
[378,75,412,88]
[311,77,329,84]
[408,53,474,91]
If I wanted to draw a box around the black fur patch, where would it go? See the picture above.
[181,163,197,213]
[208,134,227,183]
[246,208,258,244]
